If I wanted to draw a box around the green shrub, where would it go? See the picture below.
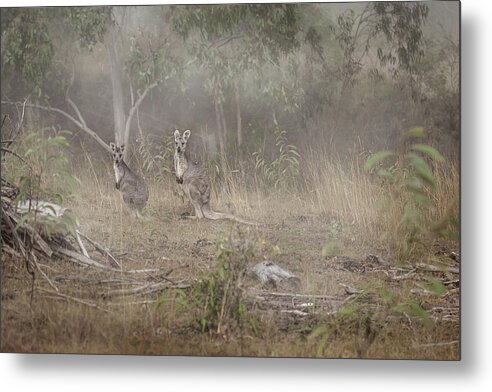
[364,126,458,261]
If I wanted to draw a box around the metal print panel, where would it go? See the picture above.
[0,1,460,359]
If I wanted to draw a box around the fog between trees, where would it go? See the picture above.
[1,3,459,163]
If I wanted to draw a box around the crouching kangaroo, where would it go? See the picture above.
[110,143,149,219]
[173,129,255,225]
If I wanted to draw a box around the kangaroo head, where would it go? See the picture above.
[110,142,125,164]
[174,129,191,154]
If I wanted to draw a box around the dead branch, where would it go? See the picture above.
[74,231,90,258]
[124,81,159,144]
[389,268,417,281]
[106,300,158,307]
[76,230,121,268]
[54,246,113,270]
[1,101,111,153]
[13,98,28,138]
[412,340,459,349]
[65,68,88,131]
[254,292,341,300]
[32,251,59,292]
[2,206,27,259]
[280,309,309,316]
[38,288,112,313]
[339,283,362,295]
[1,147,32,169]
[121,268,167,274]
[416,263,459,274]
[103,281,189,298]
[3,207,53,257]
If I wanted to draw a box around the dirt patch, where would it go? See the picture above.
[1,184,459,358]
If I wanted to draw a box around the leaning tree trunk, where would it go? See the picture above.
[105,14,127,153]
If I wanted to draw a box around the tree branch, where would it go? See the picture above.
[124,81,159,145]
[1,101,111,153]
[65,68,88,131]
[1,147,32,169]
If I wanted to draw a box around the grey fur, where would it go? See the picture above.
[173,130,255,225]
[110,142,149,218]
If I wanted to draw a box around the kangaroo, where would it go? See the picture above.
[173,129,255,225]
[110,143,149,219]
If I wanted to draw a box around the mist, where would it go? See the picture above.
[1,2,459,161]
[1,2,460,359]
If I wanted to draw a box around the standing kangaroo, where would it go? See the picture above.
[110,143,149,219]
[173,129,255,225]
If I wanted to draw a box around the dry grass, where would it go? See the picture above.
[1,150,459,358]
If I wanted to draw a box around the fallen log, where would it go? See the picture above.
[416,263,459,275]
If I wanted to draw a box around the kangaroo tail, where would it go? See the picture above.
[202,205,257,226]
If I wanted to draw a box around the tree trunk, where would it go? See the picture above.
[218,100,228,152]
[234,82,242,148]
[214,87,225,156]
[214,84,228,174]
[105,13,127,152]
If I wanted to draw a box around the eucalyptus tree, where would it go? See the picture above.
[1,6,180,157]
[170,4,306,153]
[333,2,429,90]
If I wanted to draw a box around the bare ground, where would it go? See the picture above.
[1,177,460,359]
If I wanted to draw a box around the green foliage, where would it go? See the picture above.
[7,129,80,202]
[182,228,261,335]
[334,2,429,87]
[253,118,300,190]
[363,150,394,172]
[1,7,109,97]
[136,134,174,181]
[3,128,80,238]
[392,300,433,328]
[15,206,80,239]
[407,126,427,138]
[171,4,301,66]
[418,277,447,297]
[170,3,311,155]
[125,31,181,91]
[411,144,445,163]
[364,127,457,260]
[308,288,432,357]
[372,3,429,74]
[1,8,56,95]
[69,7,109,51]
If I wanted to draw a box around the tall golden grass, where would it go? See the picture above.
[1,135,459,358]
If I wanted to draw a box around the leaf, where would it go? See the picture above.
[364,151,394,172]
[412,192,430,205]
[407,153,435,188]
[420,277,447,296]
[316,334,328,358]
[407,126,427,138]
[393,300,433,327]
[411,144,445,162]
[377,169,393,178]
[405,176,423,192]
[308,324,328,341]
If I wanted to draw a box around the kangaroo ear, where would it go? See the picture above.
[174,130,180,141]
[110,142,116,152]
[120,144,125,152]
[183,129,191,141]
